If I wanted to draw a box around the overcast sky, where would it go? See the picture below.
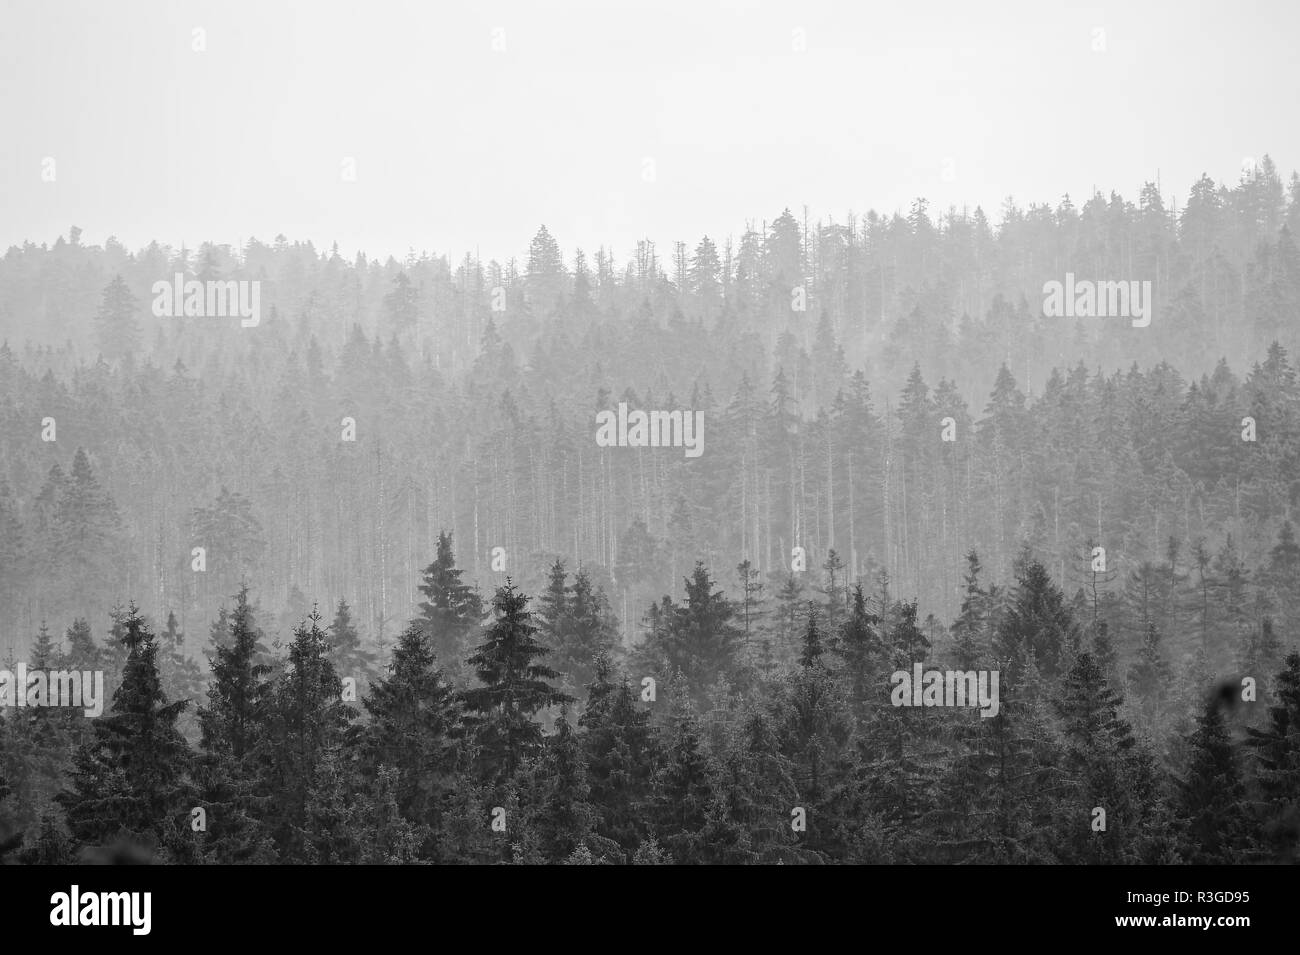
[2,0,1298,265]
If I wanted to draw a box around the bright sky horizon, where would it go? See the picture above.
[3,0,1299,265]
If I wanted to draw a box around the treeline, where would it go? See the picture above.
[2,341,1299,658]
[4,164,1300,648]
[1,534,1297,864]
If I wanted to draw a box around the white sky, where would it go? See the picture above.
[2,0,1298,265]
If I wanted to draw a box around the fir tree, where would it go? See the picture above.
[93,274,141,362]
[461,581,570,785]
[195,589,277,863]
[1245,651,1300,861]
[412,532,484,672]
[1175,701,1257,862]
[262,608,355,862]
[359,623,461,857]
[326,598,378,695]
[57,606,191,856]
[651,696,717,864]
[579,653,656,853]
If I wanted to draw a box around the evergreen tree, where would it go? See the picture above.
[579,652,656,854]
[529,708,611,862]
[195,590,277,863]
[1051,652,1162,863]
[998,559,1080,680]
[262,609,355,862]
[651,695,717,864]
[834,583,882,723]
[326,598,378,695]
[1175,701,1257,862]
[93,274,140,362]
[1127,621,1173,735]
[359,623,461,858]
[553,569,618,687]
[57,606,191,857]
[1245,651,1300,861]
[800,603,824,668]
[412,532,484,672]
[950,550,991,670]
[461,581,570,785]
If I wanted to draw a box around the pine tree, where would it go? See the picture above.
[1245,651,1300,861]
[0,715,20,861]
[1127,621,1173,735]
[998,559,1080,679]
[735,559,766,663]
[1175,701,1257,862]
[1051,652,1162,863]
[57,606,191,856]
[51,449,123,616]
[834,584,882,724]
[18,814,74,864]
[326,598,378,695]
[199,588,273,760]
[579,653,656,854]
[529,708,609,862]
[817,549,848,632]
[553,569,618,686]
[195,591,277,863]
[950,550,991,670]
[262,608,355,862]
[412,532,484,672]
[768,571,805,663]
[63,618,98,670]
[651,696,717,864]
[536,559,569,648]
[713,709,800,862]
[674,563,743,695]
[800,603,824,668]
[1264,521,1300,632]
[461,581,570,785]
[359,623,460,858]
[93,274,141,362]
[156,610,204,740]
[355,765,421,863]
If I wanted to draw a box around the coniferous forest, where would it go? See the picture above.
[1,156,1299,865]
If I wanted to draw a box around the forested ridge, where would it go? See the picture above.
[1,162,1299,863]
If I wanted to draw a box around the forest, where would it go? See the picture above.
[0,158,1299,863]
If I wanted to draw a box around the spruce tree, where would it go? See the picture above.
[1176,701,1257,862]
[799,603,824,668]
[1052,652,1162,863]
[195,589,276,862]
[93,274,141,362]
[834,584,882,724]
[359,623,461,857]
[58,606,191,856]
[553,569,618,687]
[1127,621,1173,735]
[326,598,378,694]
[262,609,355,862]
[1245,651,1300,861]
[461,581,570,785]
[529,708,608,862]
[412,532,484,672]
[998,559,1079,679]
[579,652,656,853]
[651,696,716,864]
